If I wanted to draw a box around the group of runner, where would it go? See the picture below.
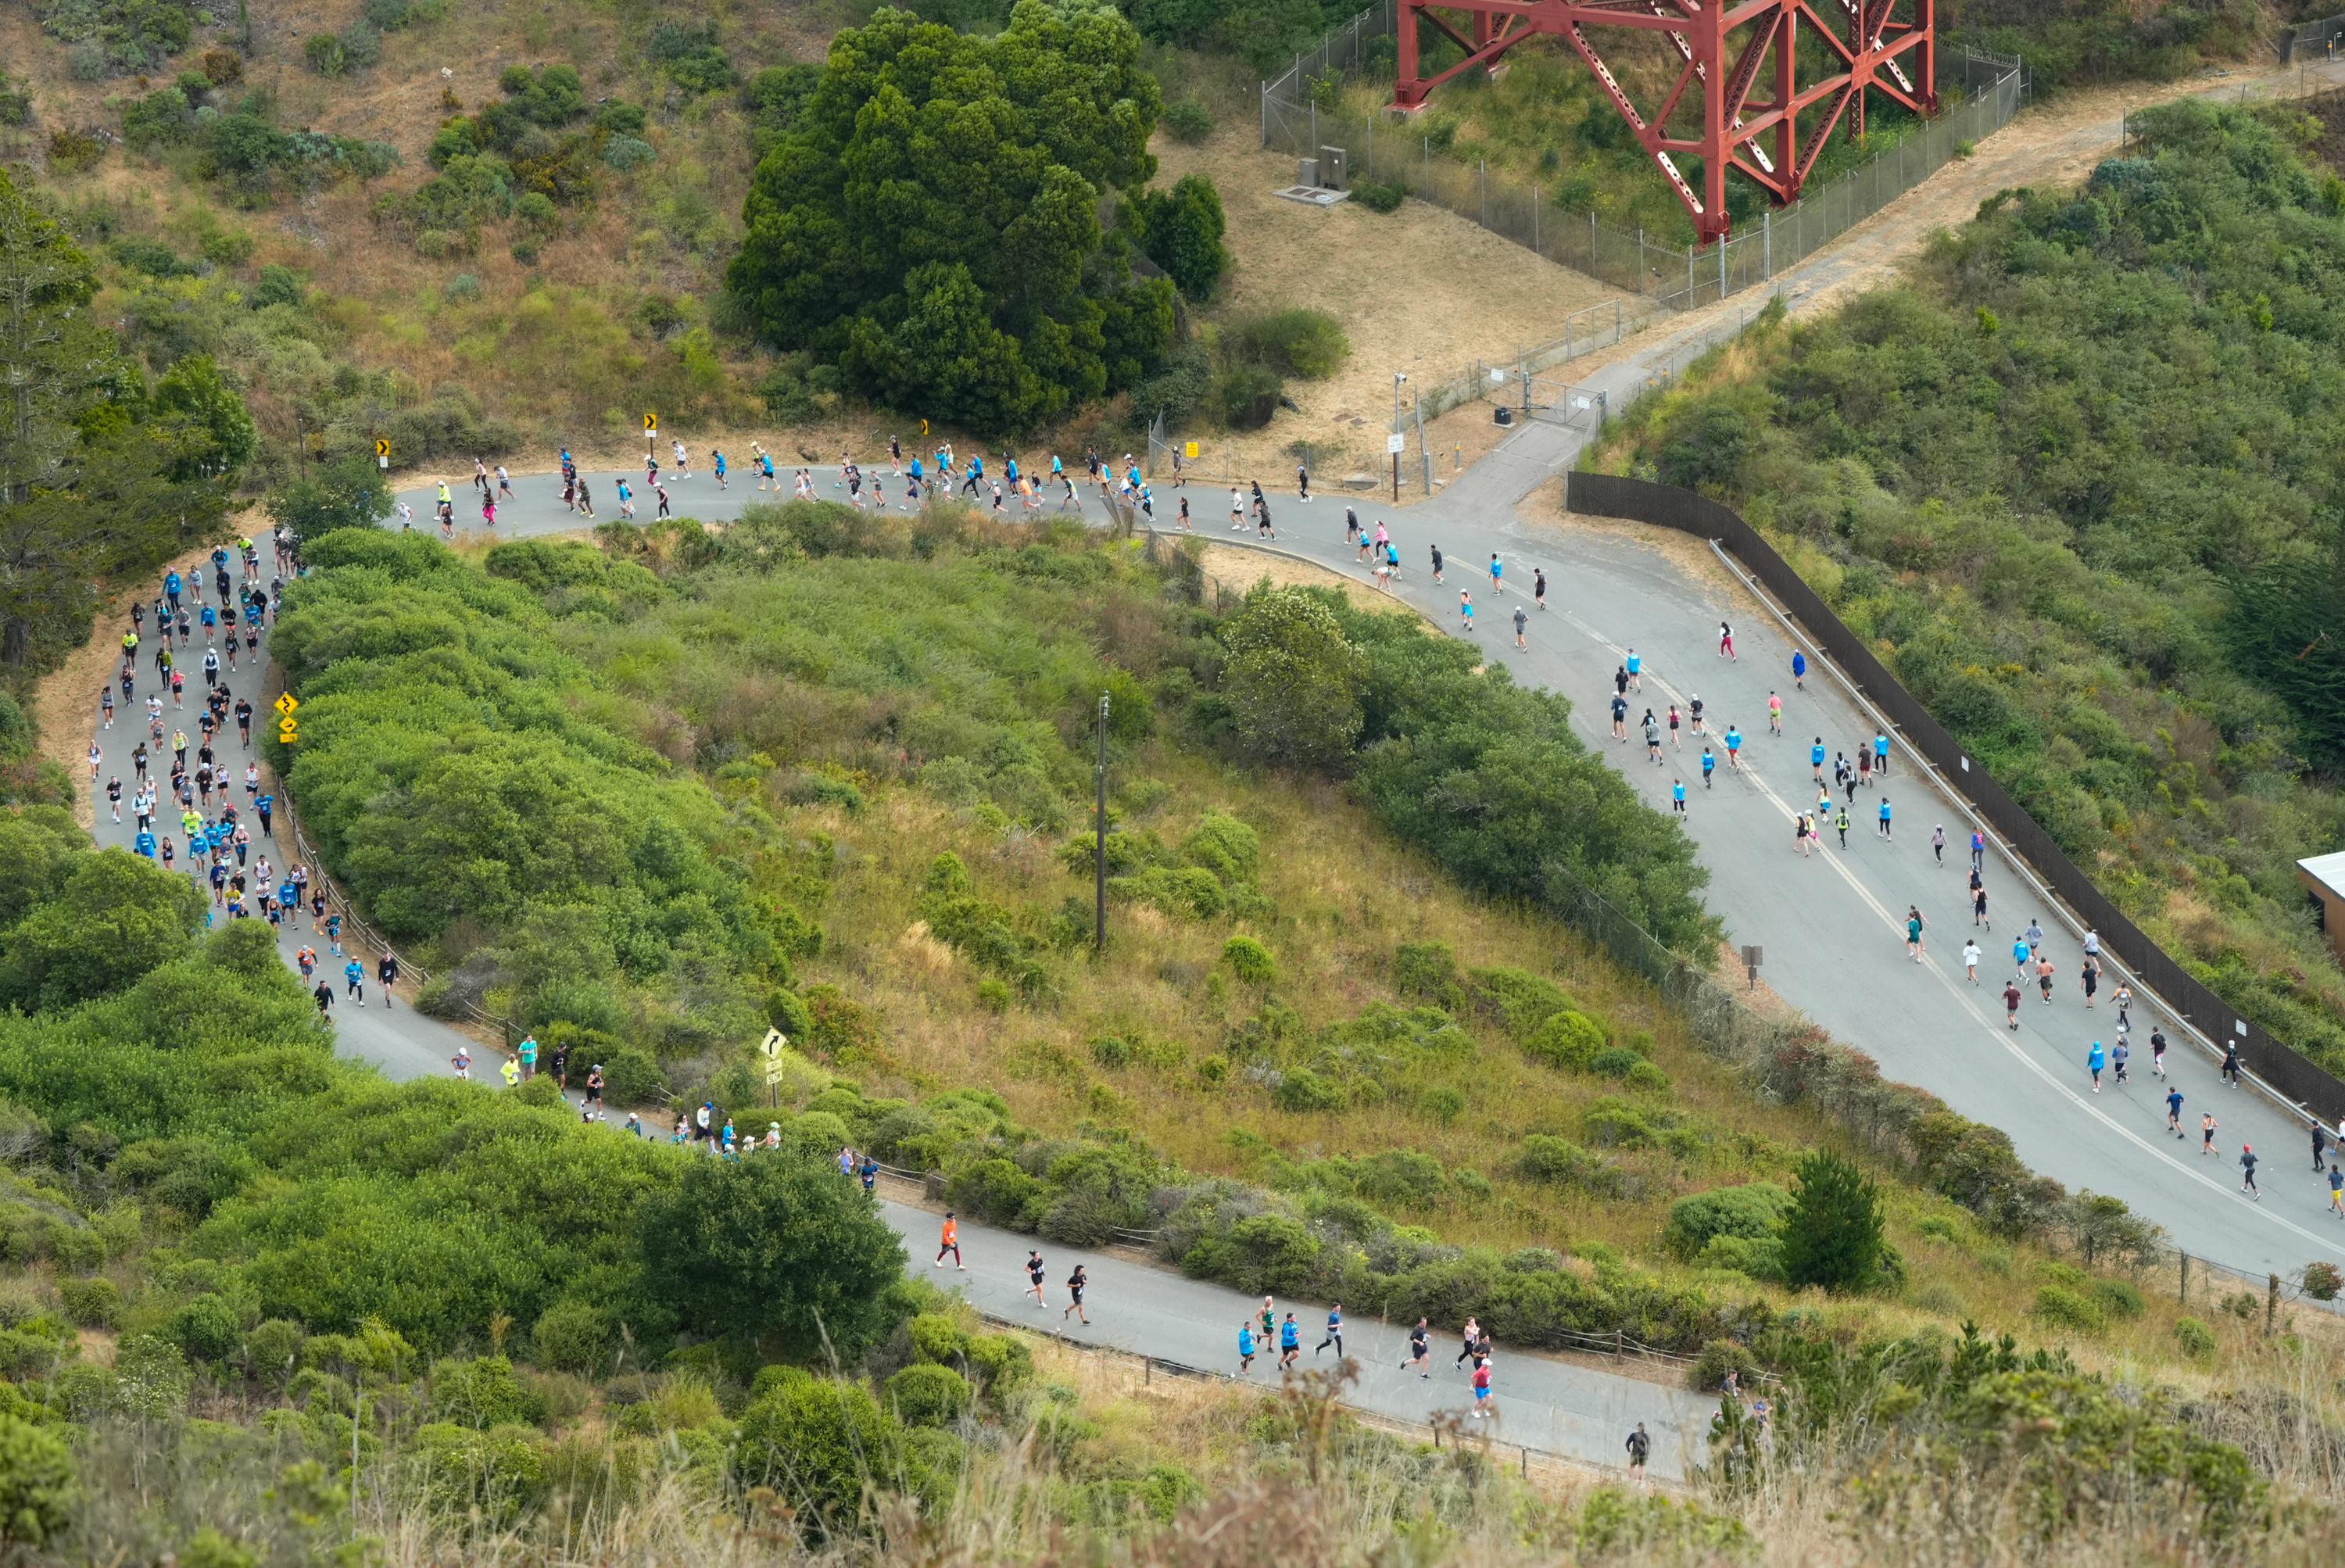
[96,550,409,1026]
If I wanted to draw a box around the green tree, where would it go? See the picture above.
[0,847,204,1011]
[0,168,247,670]
[1219,585,1365,767]
[729,0,1174,433]
[265,456,392,547]
[639,1150,906,1362]
[1780,1150,1882,1293]
[1134,174,1229,302]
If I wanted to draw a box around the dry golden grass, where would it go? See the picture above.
[775,739,2298,1394]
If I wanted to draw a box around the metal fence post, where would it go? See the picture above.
[1762,207,1770,281]
[1533,184,1538,252]
[1261,81,1269,147]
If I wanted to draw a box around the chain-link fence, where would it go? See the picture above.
[1263,11,2026,313]
[2280,9,2345,62]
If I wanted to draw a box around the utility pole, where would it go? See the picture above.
[1391,372,1409,502]
[1094,694,1110,950]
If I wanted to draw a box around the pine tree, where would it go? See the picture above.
[1781,1149,1883,1292]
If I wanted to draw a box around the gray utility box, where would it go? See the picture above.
[1298,157,1319,187]
[1317,145,1348,190]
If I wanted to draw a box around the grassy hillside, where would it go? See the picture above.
[264,506,2229,1370]
[0,507,2321,1566]
[1599,97,2345,1076]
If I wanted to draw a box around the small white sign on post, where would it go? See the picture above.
[1490,367,1508,384]
[1387,432,1406,455]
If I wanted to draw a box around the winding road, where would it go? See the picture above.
[61,56,2345,1473]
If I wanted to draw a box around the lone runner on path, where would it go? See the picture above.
[936,1212,964,1270]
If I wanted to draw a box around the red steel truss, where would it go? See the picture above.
[1391,0,1935,244]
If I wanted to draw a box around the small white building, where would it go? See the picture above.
[2297,850,2345,964]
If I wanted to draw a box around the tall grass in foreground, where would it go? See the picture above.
[55,1332,2345,1568]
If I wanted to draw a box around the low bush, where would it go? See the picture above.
[1353,179,1405,213]
[1162,98,1214,143]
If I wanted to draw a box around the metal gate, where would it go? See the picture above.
[1514,375,1608,430]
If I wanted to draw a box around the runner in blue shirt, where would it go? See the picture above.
[344,958,366,1005]
[1237,1322,1256,1373]
[1810,737,1827,782]
[712,449,728,489]
[1278,1312,1301,1369]
[134,829,156,857]
[166,571,182,607]
[1878,796,1893,839]
[1315,1304,1344,1356]
[1724,725,1742,767]
[1488,553,1503,594]
[1672,777,1686,814]
[1792,648,1807,688]
[1624,646,1641,689]
[1874,730,1890,775]
[1701,747,1716,788]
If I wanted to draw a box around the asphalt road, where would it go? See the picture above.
[79,627,467,1083]
[874,1198,1713,1480]
[87,57,2345,1300]
[376,322,2345,1289]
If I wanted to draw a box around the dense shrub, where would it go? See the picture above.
[1663,1183,1792,1260]
[1233,307,1349,378]
[1162,98,1214,143]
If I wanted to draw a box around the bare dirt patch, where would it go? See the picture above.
[1152,127,1631,494]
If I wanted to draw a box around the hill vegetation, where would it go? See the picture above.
[1599,98,2345,1075]
[0,506,2321,1565]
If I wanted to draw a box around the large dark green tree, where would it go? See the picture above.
[728,0,1177,433]
[0,168,253,671]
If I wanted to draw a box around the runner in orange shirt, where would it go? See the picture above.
[936,1212,965,1270]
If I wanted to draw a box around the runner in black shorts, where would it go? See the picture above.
[1025,1250,1047,1307]
[1063,1264,1088,1325]
[1403,1318,1430,1377]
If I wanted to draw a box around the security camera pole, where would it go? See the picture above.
[1095,693,1111,950]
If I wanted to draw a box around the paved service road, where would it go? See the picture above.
[875,1199,1713,1480]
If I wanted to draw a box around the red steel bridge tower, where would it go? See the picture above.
[1391,0,1936,245]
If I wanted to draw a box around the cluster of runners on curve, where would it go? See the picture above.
[95,540,403,1023]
